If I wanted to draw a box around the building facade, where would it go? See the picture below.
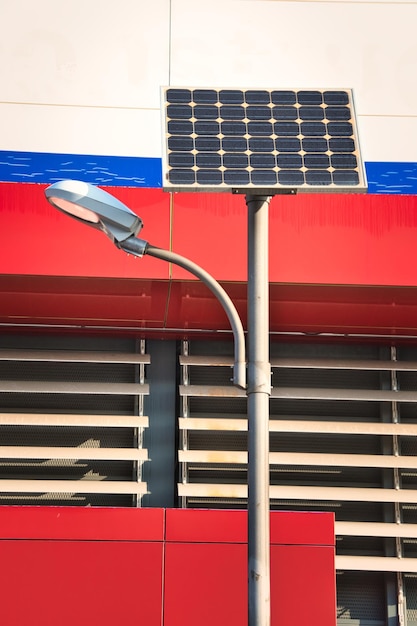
[1,0,417,623]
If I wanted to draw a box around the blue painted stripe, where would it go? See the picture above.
[365,162,417,195]
[0,150,416,194]
[0,150,162,188]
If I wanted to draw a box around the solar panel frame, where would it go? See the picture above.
[161,87,367,194]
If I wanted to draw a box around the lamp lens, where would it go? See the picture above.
[50,197,100,223]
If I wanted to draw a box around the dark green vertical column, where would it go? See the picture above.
[142,339,177,508]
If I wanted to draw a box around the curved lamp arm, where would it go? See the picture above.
[149,245,246,390]
[120,237,246,390]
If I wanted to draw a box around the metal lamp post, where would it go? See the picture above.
[246,194,272,625]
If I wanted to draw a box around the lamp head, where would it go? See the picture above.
[44,180,143,244]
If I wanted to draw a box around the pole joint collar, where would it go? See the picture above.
[247,361,272,395]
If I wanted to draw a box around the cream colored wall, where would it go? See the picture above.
[0,0,416,162]
[0,0,170,157]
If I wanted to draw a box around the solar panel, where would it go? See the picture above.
[161,87,367,194]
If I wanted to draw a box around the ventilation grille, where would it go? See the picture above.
[179,340,417,582]
[0,336,149,506]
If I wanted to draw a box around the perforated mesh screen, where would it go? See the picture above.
[0,492,133,506]
[402,504,417,524]
[336,572,386,623]
[405,575,417,625]
[336,536,385,557]
[0,360,137,382]
[0,392,134,413]
[270,500,386,522]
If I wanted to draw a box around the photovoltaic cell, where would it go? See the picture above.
[161,87,367,193]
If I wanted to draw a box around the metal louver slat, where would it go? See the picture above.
[180,356,235,367]
[272,358,417,371]
[0,349,151,364]
[0,447,148,461]
[178,450,417,470]
[179,417,248,431]
[180,355,417,371]
[335,522,417,539]
[178,483,417,504]
[179,418,417,436]
[180,384,417,403]
[180,384,244,398]
[335,556,417,574]
[0,480,147,495]
[0,414,149,427]
[0,381,149,394]
[273,387,417,402]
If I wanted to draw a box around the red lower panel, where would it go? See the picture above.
[164,542,247,625]
[0,508,336,626]
[165,509,334,545]
[0,540,164,626]
[164,542,336,626]
[0,505,164,541]
[271,545,336,625]
[164,511,335,626]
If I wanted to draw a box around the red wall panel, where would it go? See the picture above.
[0,540,164,626]
[171,191,417,286]
[164,542,247,626]
[3,183,417,335]
[165,508,334,545]
[271,545,336,625]
[0,507,165,626]
[2,183,417,287]
[0,506,164,541]
[164,541,336,626]
[0,507,336,626]
[0,184,171,279]
[164,509,336,626]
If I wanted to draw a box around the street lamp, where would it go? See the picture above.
[44,180,246,390]
[46,177,270,623]
[47,75,367,626]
